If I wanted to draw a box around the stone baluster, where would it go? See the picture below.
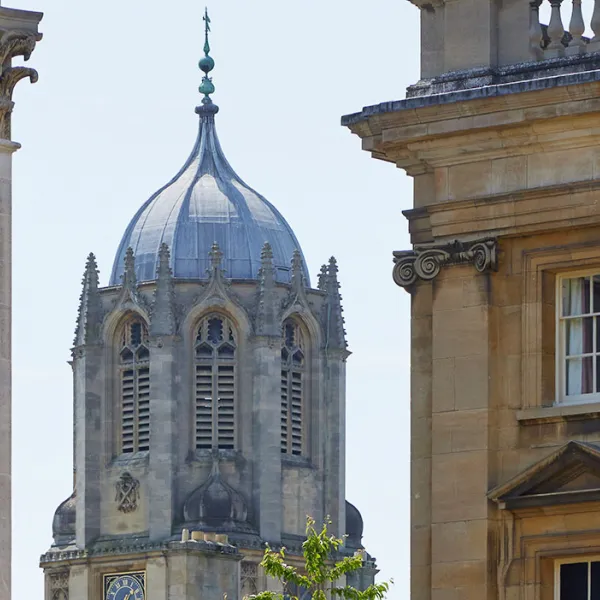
[592,0,600,41]
[529,0,544,59]
[547,0,566,55]
[569,0,586,49]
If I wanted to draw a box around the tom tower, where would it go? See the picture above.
[40,18,376,600]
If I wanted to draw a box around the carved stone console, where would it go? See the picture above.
[392,238,498,289]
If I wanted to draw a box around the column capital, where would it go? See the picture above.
[392,237,498,290]
[0,8,43,140]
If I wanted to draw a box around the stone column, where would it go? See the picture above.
[0,139,17,600]
[0,9,42,600]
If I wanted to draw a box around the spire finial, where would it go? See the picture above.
[122,247,137,291]
[197,7,218,113]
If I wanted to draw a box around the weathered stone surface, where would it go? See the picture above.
[341,7,600,598]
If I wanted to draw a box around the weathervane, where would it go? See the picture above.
[198,7,216,105]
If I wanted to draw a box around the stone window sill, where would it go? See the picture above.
[517,402,600,424]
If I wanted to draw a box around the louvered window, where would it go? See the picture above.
[119,318,150,454]
[194,315,237,450]
[281,320,305,456]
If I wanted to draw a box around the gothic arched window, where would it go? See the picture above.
[281,319,305,456]
[194,314,237,450]
[118,317,150,454]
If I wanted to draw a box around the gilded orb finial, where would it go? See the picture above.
[198,7,216,105]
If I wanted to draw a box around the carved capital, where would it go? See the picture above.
[392,238,498,289]
[0,30,41,139]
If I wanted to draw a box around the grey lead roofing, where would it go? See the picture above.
[110,105,310,287]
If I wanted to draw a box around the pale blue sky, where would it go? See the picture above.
[9,1,416,598]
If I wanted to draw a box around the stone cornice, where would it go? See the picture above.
[39,538,240,567]
[392,238,498,289]
[342,79,600,173]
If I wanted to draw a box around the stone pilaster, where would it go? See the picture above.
[0,9,42,600]
[251,335,282,543]
[74,343,104,548]
[323,348,347,539]
[0,140,17,600]
[148,244,177,540]
[321,257,348,538]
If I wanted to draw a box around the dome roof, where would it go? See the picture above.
[345,500,364,548]
[52,491,76,545]
[109,101,310,287]
[183,459,248,527]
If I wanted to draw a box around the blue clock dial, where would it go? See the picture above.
[105,573,145,600]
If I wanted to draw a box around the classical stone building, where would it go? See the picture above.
[343,3,600,600]
[0,5,42,600]
[39,22,375,600]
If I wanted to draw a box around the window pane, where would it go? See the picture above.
[564,277,591,316]
[567,356,594,395]
[567,318,594,355]
[592,561,600,599]
[561,562,588,600]
[594,276,600,314]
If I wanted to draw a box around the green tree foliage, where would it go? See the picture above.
[246,517,391,600]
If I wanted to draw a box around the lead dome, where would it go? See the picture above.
[110,64,309,286]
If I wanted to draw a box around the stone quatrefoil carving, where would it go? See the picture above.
[115,472,140,513]
[392,238,498,289]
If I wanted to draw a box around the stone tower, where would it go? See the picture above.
[343,3,600,600]
[0,5,42,600]
[40,19,376,600]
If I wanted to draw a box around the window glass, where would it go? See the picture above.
[592,562,600,600]
[559,274,600,402]
[560,562,587,600]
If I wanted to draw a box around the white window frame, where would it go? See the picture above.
[556,270,600,405]
[554,555,600,599]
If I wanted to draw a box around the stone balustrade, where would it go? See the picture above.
[531,0,600,58]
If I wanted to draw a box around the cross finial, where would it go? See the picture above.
[198,7,216,106]
[203,7,211,52]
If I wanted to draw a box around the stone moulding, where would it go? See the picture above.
[392,238,498,289]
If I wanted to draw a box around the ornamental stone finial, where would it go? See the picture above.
[322,256,347,350]
[122,247,137,291]
[256,242,277,335]
[209,241,223,269]
[151,243,176,336]
[74,252,101,346]
[392,238,498,291]
[290,249,305,292]
[317,264,328,291]
[207,241,226,283]
[259,242,275,288]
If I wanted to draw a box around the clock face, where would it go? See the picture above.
[104,572,145,600]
